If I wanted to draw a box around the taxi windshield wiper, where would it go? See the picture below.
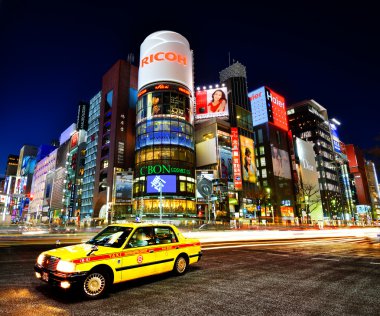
[87,245,98,256]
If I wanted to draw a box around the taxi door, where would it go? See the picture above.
[154,226,181,273]
[120,228,157,281]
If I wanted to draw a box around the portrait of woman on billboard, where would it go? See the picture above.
[271,146,291,179]
[195,87,229,119]
[208,89,227,113]
[242,147,257,183]
[240,136,257,183]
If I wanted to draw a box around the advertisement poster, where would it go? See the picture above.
[196,170,214,200]
[115,172,133,203]
[271,146,291,179]
[239,136,257,183]
[195,87,229,120]
[147,175,176,194]
[219,149,233,182]
[230,128,242,190]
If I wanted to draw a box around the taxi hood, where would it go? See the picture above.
[43,243,114,260]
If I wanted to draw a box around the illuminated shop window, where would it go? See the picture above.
[186,182,194,193]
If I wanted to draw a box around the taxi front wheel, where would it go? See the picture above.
[173,255,188,275]
[82,269,110,299]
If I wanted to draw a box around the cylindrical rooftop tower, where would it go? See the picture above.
[134,31,196,220]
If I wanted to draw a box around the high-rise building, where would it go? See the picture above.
[92,59,138,222]
[288,100,342,219]
[29,147,57,222]
[62,129,87,221]
[82,92,101,220]
[49,124,76,223]
[345,144,373,222]
[248,86,295,223]
[133,31,196,220]
[15,145,38,220]
[219,62,255,220]
[329,120,357,220]
[365,160,380,220]
[5,155,19,176]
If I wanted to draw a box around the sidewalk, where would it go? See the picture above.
[182,227,380,243]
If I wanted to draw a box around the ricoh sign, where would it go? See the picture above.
[138,31,193,92]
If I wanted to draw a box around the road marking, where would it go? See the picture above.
[311,257,340,262]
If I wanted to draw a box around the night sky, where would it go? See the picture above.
[0,1,379,175]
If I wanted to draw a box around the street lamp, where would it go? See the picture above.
[159,185,163,220]
[266,188,274,223]
[100,180,111,225]
[305,195,309,224]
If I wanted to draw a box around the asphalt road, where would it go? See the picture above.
[0,237,379,316]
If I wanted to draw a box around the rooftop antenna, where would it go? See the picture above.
[228,52,231,66]
[127,53,135,64]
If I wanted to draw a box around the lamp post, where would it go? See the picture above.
[100,180,111,225]
[159,185,163,220]
[266,188,273,224]
[106,184,110,225]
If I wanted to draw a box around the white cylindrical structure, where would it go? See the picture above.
[138,30,193,92]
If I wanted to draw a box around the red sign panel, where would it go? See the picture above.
[231,128,242,190]
[267,88,288,131]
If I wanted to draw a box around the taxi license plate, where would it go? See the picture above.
[42,272,49,282]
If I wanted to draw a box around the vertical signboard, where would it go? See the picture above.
[231,128,242,190]
[330,123,342,154]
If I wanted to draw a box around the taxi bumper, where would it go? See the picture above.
[34,264,87,288]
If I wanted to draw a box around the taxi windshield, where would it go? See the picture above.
[87,226,133,248]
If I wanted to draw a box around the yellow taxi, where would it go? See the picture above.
[34,223,202,299]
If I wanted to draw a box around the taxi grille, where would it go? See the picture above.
[42,255,60,271]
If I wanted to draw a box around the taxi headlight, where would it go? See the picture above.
[37,254,45,265]
[56,260,76,273]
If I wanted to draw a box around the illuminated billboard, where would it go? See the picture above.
[239,136,257,183]
[147,175,177,193]
[196,170,214,200]
[114,172,133,203]
[230,128,242,190]
[21,156,37,177]
[295,138,318,185]
[330,123,342,154]
[248,86,288,131]
[219,148,233,182]
[195,87,229,120]
[138,31,193,91]
[271,145,291,179]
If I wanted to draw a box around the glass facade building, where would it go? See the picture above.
[133,83,196,218]
[134,31,196,219]
[82,91,101,219]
